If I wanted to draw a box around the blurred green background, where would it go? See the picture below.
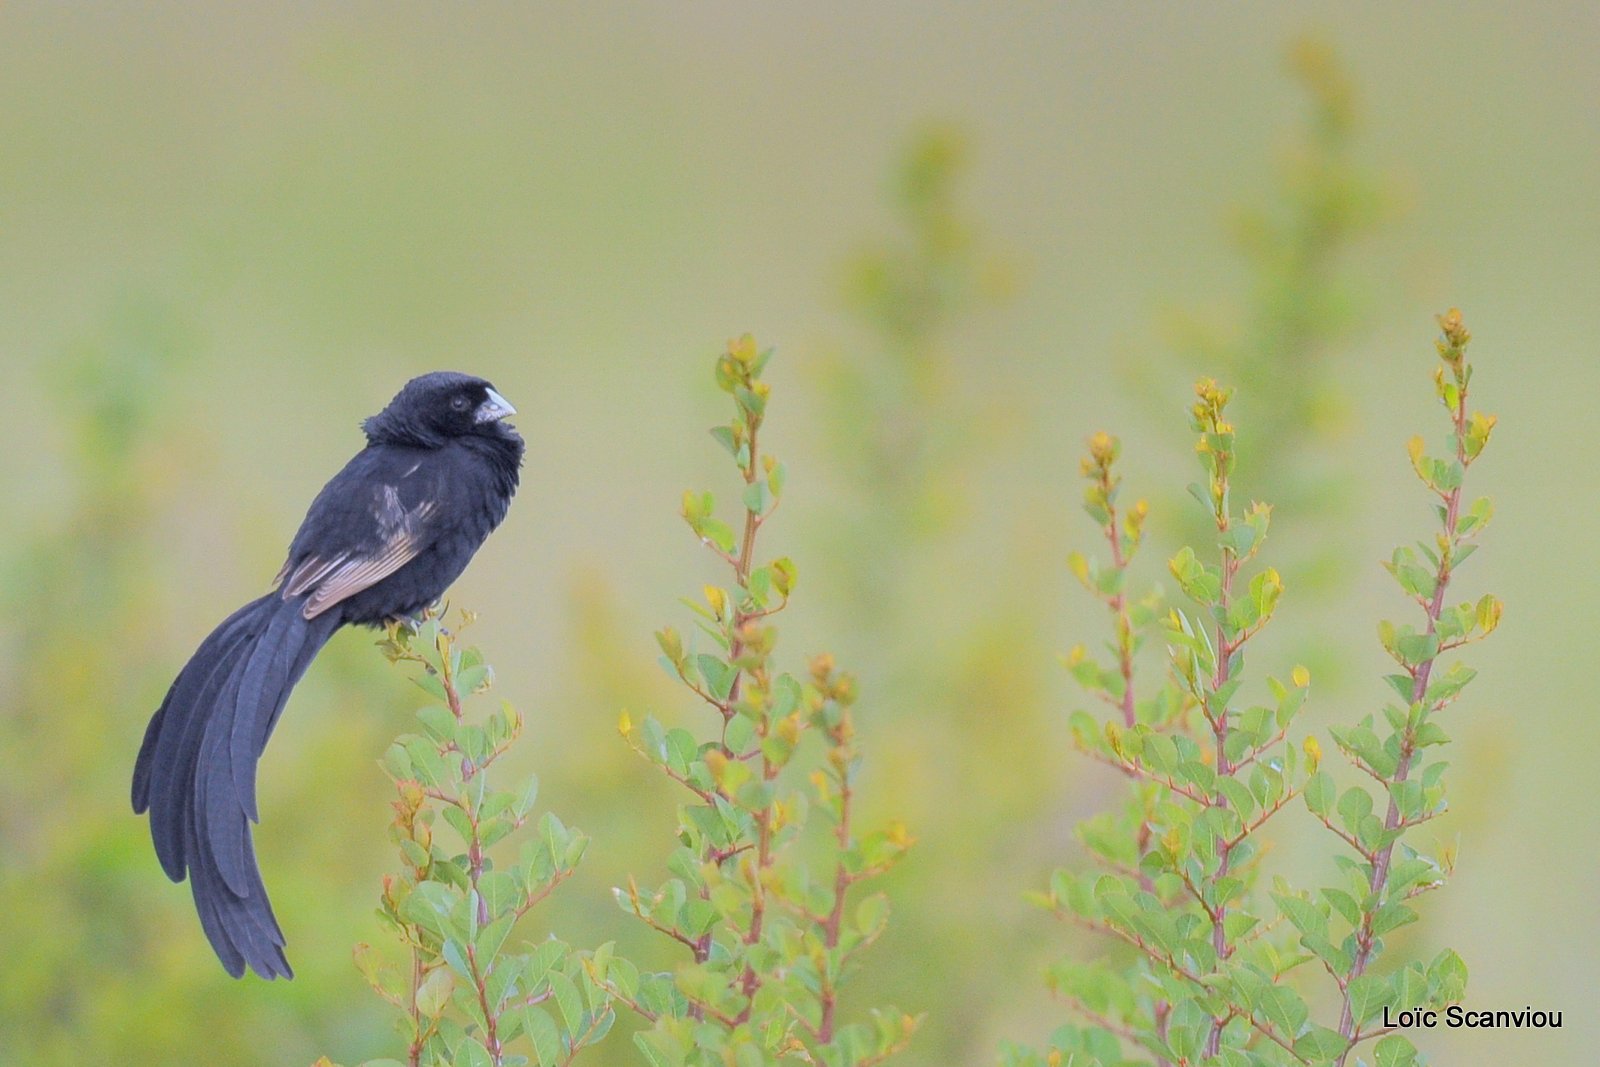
[2,4,1595,1065]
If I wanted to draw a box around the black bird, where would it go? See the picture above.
[132,372,523,979]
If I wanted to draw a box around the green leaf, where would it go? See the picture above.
[414,965,454,1017]
[664,728,699,774]
[1257,984,1308,1041]
[699,517,736,554]
[1428,948,1469,1004]
[1346,975,1387,1026]
[1425,662,1477,705]
[1220,522,1257,557]
[1414,721,1450,747]
[441,938,471,980]
[724,714,756,755]
[512,777,541,819]
[1395,631,1440,666]
[1323,888,1361,926]
[679,898,720,938]
[1143,733,1178,774]
[1390,779,1424,821]
[633,1030,681,1067]
[455,1040,493,1067]
[1375,1034,1419,1067]
[382,742,414,779]
[479,788,516,823]
[1337,787,1373,832]
[1293,1025,1348,1060]
[455,663,492,694]
[1273,893,1329,942]
[1372,901,1418,936]
[403,737,447,787]
[549,970,584,1035]
[442,805,473,843]
[402,882,462,940]
[655,627,684,666]
[579,1007,615,1049]
[1178,760,1215,795]
[526,939,567,990]
[525,1006,563,1067]
[1304,771,1335,816]
[1169,547,1222,604]
[1216,777,1256,819]
[411,670,448,701]
[417,704,457,742]
[696,655,735,700]
[476,913,515,965]
[1383,673,1417,703]
[856,893,890,937]
[741,480,771,517]
[734,384,765,415]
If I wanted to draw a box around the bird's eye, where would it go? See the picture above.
[451,395,471,412]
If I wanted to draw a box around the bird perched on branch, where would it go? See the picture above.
[132,372,523,979]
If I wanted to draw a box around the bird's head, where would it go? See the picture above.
[363,372,519,447]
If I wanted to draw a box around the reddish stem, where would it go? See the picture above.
[1334,378,1471,1064]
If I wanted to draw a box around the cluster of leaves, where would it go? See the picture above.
[1015,311,1496,1066]
[613,336,919,1066]
[1022,382,1320,1066]
[1300,309,1497,1066]
[321,611,614,1067]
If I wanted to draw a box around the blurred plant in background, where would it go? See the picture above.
[1135,37,1395,598]
[816,124,1015,624]
[0,298,202,1063]
[808,126,1068,1064]
[0,300,391,1062]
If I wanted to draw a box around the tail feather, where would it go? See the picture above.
[141,614,258,879]
[185,802,290,978]
[134,598,262,811]
[229,605,307,821]
[198,648,254,896]
[132,592,336,979]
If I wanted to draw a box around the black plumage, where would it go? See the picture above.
[132,372,523,978]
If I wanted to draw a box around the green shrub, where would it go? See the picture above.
[1014,310,1496,1067]
[324,613,614,1067]
[331,338,916,1067]
[612,336,918,1067]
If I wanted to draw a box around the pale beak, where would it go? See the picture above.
[475,387,517,423]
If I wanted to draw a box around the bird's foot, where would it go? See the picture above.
[388,612,437,638]
[387,610,450,639]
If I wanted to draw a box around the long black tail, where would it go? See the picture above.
[132,593,338,978]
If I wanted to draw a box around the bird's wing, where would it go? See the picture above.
[274,456,441,620]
